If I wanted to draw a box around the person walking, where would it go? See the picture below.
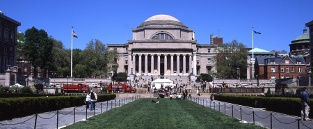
[300,87,310,121]
[90,90,98,110]
[85,91,91,109]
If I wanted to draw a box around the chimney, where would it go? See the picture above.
[303,28,307,34]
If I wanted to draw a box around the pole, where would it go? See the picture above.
[71,27,73,78]
[251,27,255,79]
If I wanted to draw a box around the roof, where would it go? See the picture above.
[145,14,180,22]
[256,55,306,65]
[134,14,191,32]
[306,20,313,27]
[248,48,274,55]
[0,13,21,26]
[291,29,309,44]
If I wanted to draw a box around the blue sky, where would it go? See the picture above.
[1,0,312,52]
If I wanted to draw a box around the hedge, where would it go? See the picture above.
[214,94,312,118]
[0,94,116,121]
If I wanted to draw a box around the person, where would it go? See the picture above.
[300,87,310,121]
[90,89,98,110]
[85,91,91,109]
[210,93,214,101]
[196,87,200,96]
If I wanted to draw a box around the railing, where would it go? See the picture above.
[0,95,141,129]
[192,97,312,129]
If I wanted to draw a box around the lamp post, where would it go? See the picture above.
[308,70,311,86]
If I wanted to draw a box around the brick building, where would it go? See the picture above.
[255,55,306,80]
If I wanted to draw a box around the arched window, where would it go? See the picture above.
[151,33,173,40]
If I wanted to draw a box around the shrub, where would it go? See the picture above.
[20,87,33,94]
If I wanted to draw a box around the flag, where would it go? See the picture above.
[72,30,78,38]
[253,30,261,34]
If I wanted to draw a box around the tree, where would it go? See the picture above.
[23,27,53,76]
[50,38,70,77]
[213,40,248,79]
[196,73,213,82]
[112,72,127,82]
[78,39,107,78]
[104,49,119,76]
[16,31,25,61]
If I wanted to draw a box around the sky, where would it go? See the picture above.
[1,0,313,52]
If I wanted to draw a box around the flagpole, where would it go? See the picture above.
[251,27,255,79]
[71,27,73,78]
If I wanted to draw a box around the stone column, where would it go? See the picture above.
[177,55,180,74]
[133,54,136,74]
[151,55,154,74]
[145,54,148,74]
[189,55,192,74]
[183,54,186,74]
[193,52,197,75]
[157,54,161,75]
[139,54,142,75]
[164,55,167,75]
[171,54,174,75]
[128,52,132,75]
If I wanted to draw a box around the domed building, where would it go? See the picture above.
[289,28,310,64]
[107,14,217,84]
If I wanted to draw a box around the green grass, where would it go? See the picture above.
[64,98,265,129]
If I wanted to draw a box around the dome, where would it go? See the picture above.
[291,28,309,44]
[145,14,180,22]
[135,14,189,30]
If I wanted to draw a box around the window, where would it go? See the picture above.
[208,48,211,53]
[271,67,275,72]
[151,33,173,40]
[281,67,284,72]
[286,67,289,73]
[4,30,9,41]
[207,58,211,63]
[0,28,2,39]
[291,67,294,72]
[285,60,289,64]
[281,76,284,79]
[125,60,128,64]
[270,59,275,64]
[271,76,276,79]
[298,67,302,73]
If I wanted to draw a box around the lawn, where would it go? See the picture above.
[64,98,265,129]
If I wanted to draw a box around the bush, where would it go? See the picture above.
[0,94,116,121]
[20,87,33,94]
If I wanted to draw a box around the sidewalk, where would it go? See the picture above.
[192,97,313,129]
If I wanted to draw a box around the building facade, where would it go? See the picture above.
[255,55,306,80]
[0,12,20,73]
[108,14,217,83]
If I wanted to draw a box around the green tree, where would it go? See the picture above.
[112,72,127,82]
[50,38,70,77]
[105,49,119,76]
[196,73,213,82]
[78,39,106,78]
[16,31,25,61]
[23,27,53,75]
[214,40,248,79]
